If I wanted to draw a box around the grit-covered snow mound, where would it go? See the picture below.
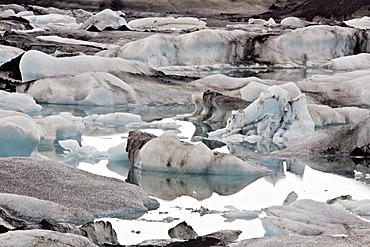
[19,50,154,82]
[21,72,137,106]
[209,82,314,144]
[135,131,271,175]
[97,29,247,68]
[0,110,45,157]
[127,17,206,31]
[0,90,42,115]
[255,25,360,66]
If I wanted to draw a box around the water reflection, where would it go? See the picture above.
[126,168,267,201]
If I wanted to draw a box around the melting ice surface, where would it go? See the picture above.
[36,103,370,246]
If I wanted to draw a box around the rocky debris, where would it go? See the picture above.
[0,157,159,223]
[168,221,198,240]
[80,221,119,245]
[204,230,242,243]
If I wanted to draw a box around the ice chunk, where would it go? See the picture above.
[35,112,84,146]
[22,72,137,106]
[107,141,128,161]
[59,139,107,161]
[0,110,45,157]
[0,44,24,65]
[97,29,247,68]
[209,83,314,145]
[19,50,154,82]
[0,91,42,116]
[134,131,271,175]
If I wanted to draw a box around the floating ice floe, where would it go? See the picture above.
[20,72,137,106]
[97,29,247,68]
[59,139,107,161]
[34,112,85,146]
[132,130,271,175]
[127,17,207,31]
[209,83,314,145]
[255,25,360,66]
[19,50,154,82]
[22,13,80,29]
[0,110,45,157]
[0,44,24,66]
[0,90,42,116]
[248,18,276,26]
[107,141,128,161]
[81,9,128,31]
[83,112,142,126]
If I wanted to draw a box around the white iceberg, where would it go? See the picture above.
[255,25,359,66]
[97,29,247,68]
[0,109,45,157]
[35,112,85,146]
[209,83,314,144]
[0,90,42,116]
[19,50,154,82]
[107,141,128,161]
[135,131,271,175]
[20,72,137,106]
[58,139,107,160]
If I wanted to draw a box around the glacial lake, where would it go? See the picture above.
[37,99,370,245]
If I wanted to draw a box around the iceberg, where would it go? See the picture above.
[0,90,42,116]
[0,110,45,157]
[35,112,84,146]
[19,50,154,82]
[21,72,137,106]
[209,83,314,144]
